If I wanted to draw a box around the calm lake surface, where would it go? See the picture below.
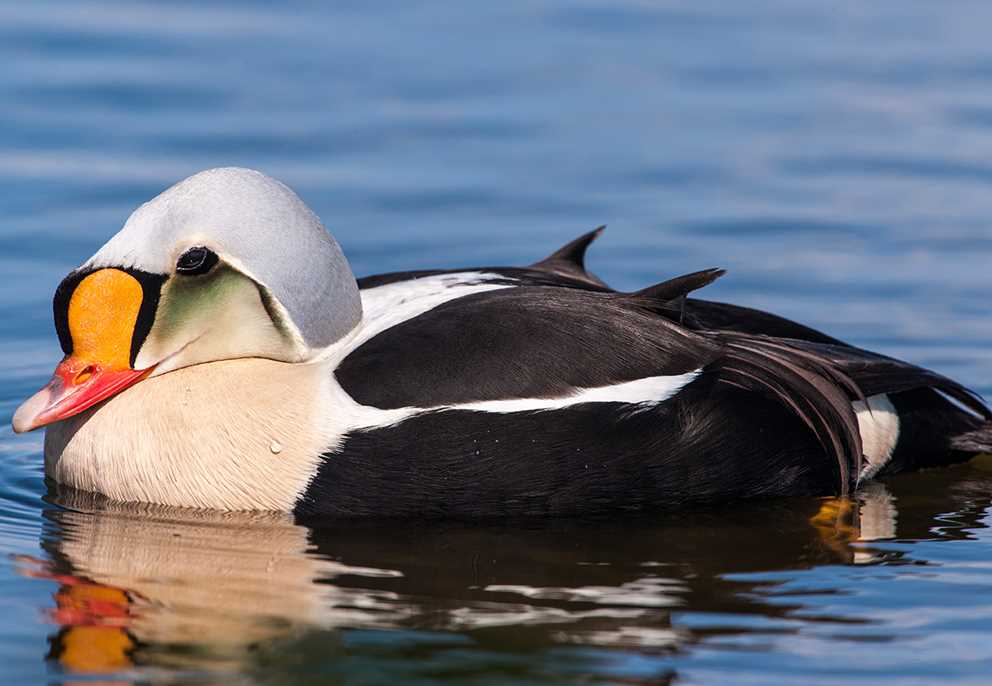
[2,1,992,683]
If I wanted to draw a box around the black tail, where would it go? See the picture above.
[708,333,991,487]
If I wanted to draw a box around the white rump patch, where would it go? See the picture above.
[854,394,901,480]
[455,372,701,413]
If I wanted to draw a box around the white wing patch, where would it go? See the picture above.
[318,369,703,456]
[341,272,515,355]
[455,372,701,413]
[855,394,901,480]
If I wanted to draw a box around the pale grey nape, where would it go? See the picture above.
[85,167,362,350]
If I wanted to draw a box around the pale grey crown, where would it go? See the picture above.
[86,167,362,350]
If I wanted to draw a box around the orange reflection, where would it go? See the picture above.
[16,555,137,674]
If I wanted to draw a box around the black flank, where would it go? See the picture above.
[296,377,839,520]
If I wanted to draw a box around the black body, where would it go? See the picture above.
[296,231,992,519]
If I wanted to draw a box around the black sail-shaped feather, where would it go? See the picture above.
[529,226,608,287]
[625,268,727,324]
[630,268,727,305]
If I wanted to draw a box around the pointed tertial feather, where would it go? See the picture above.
[530,226,608,287]
[624,268,726,323]
[630,268,726,304]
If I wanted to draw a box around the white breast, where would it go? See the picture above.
[44,358,334,510]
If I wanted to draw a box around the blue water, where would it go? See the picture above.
[1,1,991,683]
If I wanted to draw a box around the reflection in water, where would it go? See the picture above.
[17,466,992,684]
[21,494,402,677]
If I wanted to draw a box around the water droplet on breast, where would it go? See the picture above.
[269,440,283,455]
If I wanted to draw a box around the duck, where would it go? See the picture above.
[12,167,992,517]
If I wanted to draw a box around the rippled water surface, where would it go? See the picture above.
[1,1,992,684]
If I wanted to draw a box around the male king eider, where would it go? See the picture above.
[12,168,992,516]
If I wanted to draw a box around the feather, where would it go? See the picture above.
[709,334,864,494]
[623,268,726,325]
[769,338,990,420]
[530,226,608,287]
[631,268,726,304]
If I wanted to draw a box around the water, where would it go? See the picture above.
[1,1,991,683]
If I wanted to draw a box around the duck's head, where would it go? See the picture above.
[13,167,362,433]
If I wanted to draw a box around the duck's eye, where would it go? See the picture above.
[176,247,218,276]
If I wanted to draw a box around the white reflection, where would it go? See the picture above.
[857,480,898,542]
[485,576,686,607]
[23,495,403,674]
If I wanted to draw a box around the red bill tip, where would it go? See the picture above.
[12,357,151,433]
